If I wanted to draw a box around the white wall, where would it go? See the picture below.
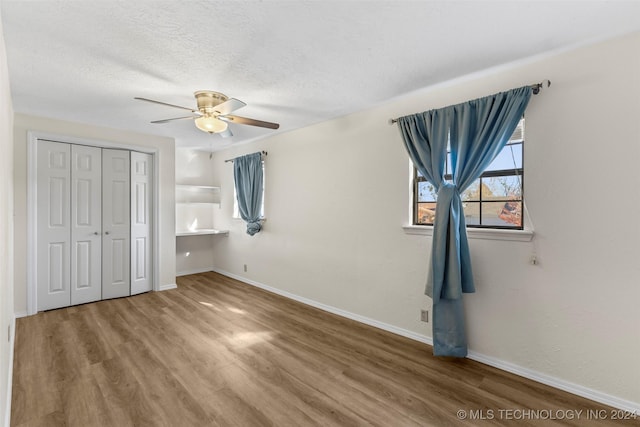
[210,32,640,406]
[0,11,14,426]
[175,148,218,275]
[13,114,177,314]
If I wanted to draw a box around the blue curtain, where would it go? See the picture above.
[233,152,263,236]
[397,86,531,357]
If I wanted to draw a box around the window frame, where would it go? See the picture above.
[412,120,525,230]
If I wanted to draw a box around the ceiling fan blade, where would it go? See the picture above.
[218,128,233,138]
[212,98,246,115]
[150,115,197,124]
[134,97,196,112]
[220,114,280,129]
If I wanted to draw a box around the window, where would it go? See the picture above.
[233,160,265,219]
[414,119,524,229]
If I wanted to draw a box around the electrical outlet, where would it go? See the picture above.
[243,264,247,272]
[420,310,429,323]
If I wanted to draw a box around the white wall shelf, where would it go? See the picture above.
[176,202,218,205]
[176,184,220,189]
[176,229,229,237]
[176,185,221,204]
[175,184,225,236]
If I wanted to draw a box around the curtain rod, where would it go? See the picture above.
[224,151,268,163]
[388,80,551,125]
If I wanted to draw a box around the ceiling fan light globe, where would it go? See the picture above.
[194,116,228,133]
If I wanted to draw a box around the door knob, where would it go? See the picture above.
[94,232,100,235]
[105,231,110,235]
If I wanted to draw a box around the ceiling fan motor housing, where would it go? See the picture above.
[194,91,228,115]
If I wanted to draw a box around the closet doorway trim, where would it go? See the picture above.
[26,131,160,315]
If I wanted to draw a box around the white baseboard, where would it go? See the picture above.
[466,351,640,414]
[13,312,27,319]
[4,315,16,427]
[210,268,639,414]
[176,267,214,277]
[158,283,178,291]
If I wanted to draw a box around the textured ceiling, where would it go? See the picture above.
[2,1,640,150]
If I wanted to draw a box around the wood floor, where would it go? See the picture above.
[11,272,638,426]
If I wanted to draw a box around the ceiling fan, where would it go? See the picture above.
[134,91,279,137]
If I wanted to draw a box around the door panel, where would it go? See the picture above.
[48,177,66,226]
[111,181,127,224]
[75,241,91,287]
[110,238,126,282]
[36,143,152,309]
[102,149,131,299]
[134,237,146,280]
[47,242,66,292]
[71,144,102,305]
[130,152,153,295]
[37,141,71,310]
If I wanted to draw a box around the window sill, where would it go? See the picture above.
[402,225,534,242]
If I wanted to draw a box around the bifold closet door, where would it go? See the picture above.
[102,149,131,300]
[70,144,103,305]
[36,141,72,311]
[36,142,150,310]
[131,151,153,295]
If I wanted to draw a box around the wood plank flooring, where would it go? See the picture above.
[11,272,639,426]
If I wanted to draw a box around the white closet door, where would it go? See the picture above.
[37,141,71,311]
[102,149,131,299]
[130,151,153,295]
[70,144,102,305]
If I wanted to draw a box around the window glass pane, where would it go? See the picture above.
[416,202,436,225]
[461,179,480,201]
[418,181,437,202]
[462,201,480,225]
[485,143,522,172]
[508,119,525,143]
[412,118,524,230]
[481,175,522,200]
[481,201,522,227]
